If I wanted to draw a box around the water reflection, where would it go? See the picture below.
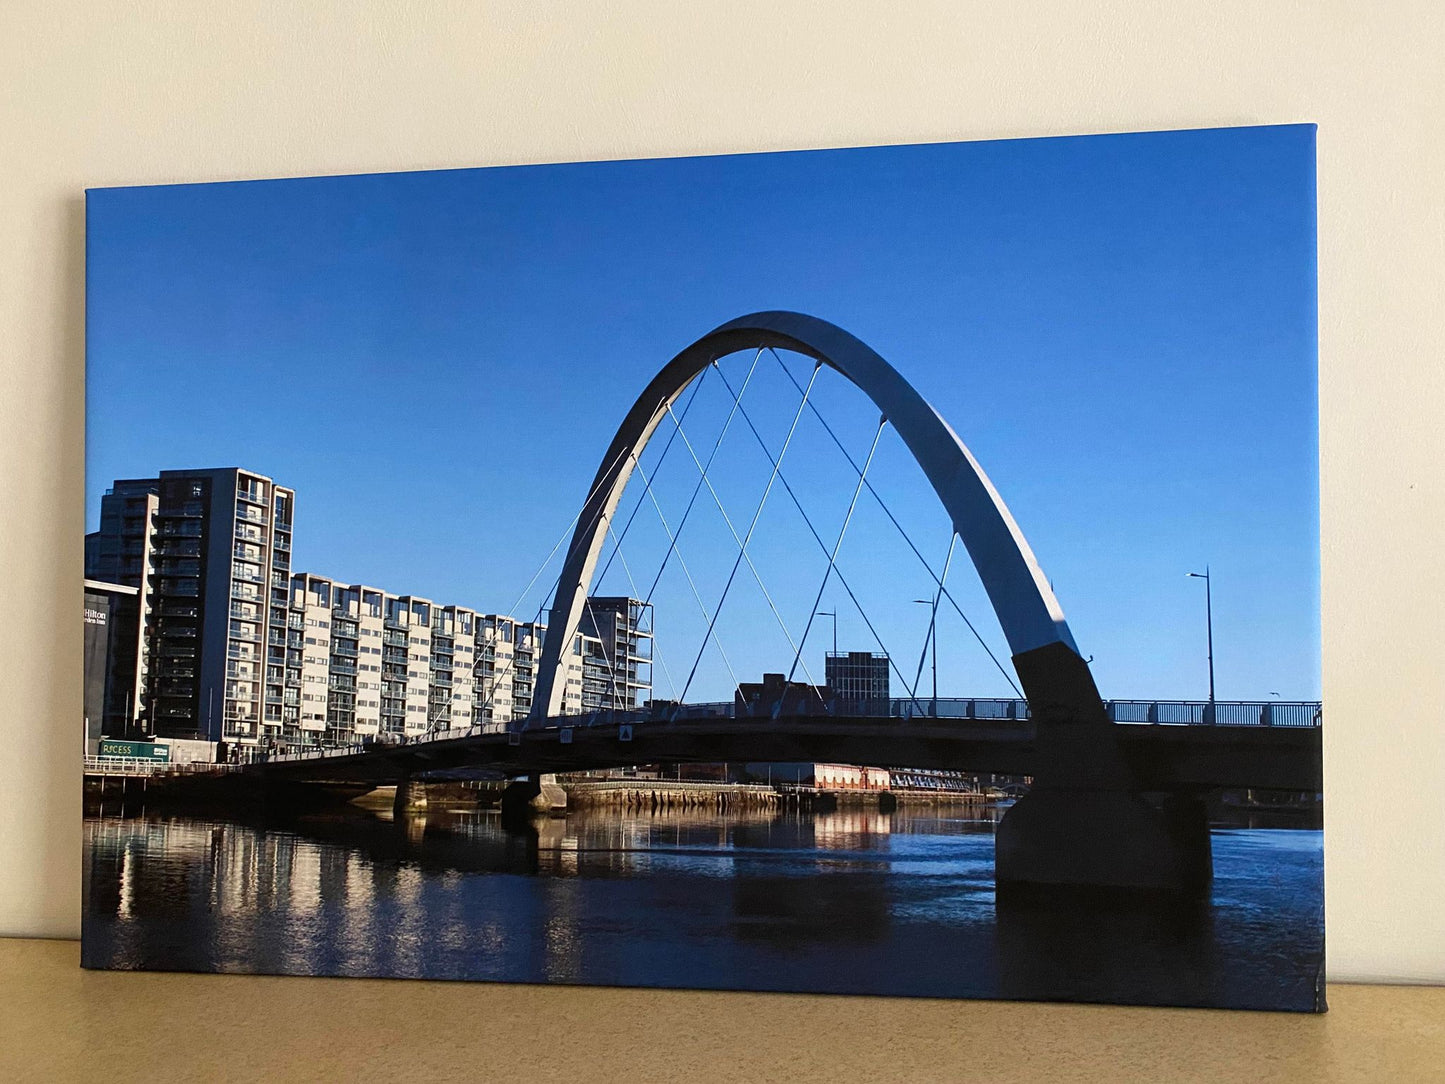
[81,805,1323,1010]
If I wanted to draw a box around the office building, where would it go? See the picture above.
[825,650,891,707]
[82,580,142,750]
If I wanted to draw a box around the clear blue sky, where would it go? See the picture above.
[87,124,1319,702]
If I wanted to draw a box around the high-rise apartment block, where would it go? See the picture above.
[577,597,654,712]
[86,466,653,752]
[85,468,294,744]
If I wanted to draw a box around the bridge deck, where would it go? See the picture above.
[250,703,1321,792]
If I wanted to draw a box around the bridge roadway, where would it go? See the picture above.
[250,699,1322,793]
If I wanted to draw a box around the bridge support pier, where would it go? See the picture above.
[500,773,567,818]
[996,787,1212,897]
[392,775,429,819]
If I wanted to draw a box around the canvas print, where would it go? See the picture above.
[82,125,1323,1011]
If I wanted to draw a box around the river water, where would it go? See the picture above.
[81,804,1324,1011]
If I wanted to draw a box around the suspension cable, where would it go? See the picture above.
[546,351,763,713]
[770,348,1023,697]
[909,533,957,717]
[489,371,708,723]
[580,595,624,717]
[479,442,640,720]
[787,414,887,686]
[626,449,743,699]
[662,399,822,693]
[709,362,929,706]
[603,519,678,703]
[642,352,763,603]
[498,440,636,627]
[676,363,823,706]
[593,365,709,589]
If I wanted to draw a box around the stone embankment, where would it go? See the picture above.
[563,780,781,812]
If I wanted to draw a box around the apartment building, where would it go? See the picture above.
[85,468,295,745]
[87,466,653,751]
[276,573,638,751]
[577,597,654,711]
[84,482,158,734]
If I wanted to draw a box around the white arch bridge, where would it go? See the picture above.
[251,312,1320,897]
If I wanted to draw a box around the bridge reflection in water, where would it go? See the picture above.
[81,805,1323,1011]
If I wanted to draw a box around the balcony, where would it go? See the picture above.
[331,642,358,658]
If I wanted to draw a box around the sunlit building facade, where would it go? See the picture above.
[85,468,295,745]
[88,466,653,751]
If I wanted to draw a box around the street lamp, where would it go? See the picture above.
[1187,568,1215,722]
[815,610,837,657]
[912,599,938,709]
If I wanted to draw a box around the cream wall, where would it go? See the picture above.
[1,1,1441,984]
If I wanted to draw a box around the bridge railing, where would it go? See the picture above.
[84,755,163,776]
[1102,700,1321,727]
[538,697,1320,727]
[237,697,1322,766]
[83,756,244,777]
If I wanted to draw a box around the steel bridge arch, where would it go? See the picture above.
[530,311,1107,725]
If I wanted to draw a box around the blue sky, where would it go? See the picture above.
[86,124,1319,702]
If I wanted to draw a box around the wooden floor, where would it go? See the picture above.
[2,938,1441,1082]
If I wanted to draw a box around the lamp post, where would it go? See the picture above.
[815,610,837,657]
[1187,568,1215,723]
[912,598,938,710]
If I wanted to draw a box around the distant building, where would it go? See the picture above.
[284,572,619,750]
[753,763,892,790]
[87,466,652,753]
[82,580,141,751]
[735,673,829,715]
[577,597,654,711]
[825,650,890,708]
